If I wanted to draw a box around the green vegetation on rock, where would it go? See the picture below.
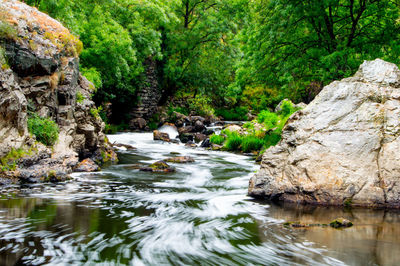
[28,114,59,146]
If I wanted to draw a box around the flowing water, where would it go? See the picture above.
[0,132,400,265]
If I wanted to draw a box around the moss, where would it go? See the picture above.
[0,147,34,172]
[0,21,17,40]
[29,39,38,51]
[76,91,85,103]
[0,46,9,69]
[329,218,353,228]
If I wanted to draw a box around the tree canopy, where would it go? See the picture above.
[26,0,400,121]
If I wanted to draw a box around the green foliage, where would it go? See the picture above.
[0,46,9,70]
[28,114,59,146]
[0,148,34,172]
[81,67,102,89]
[105,123,130,134]
[215,106,248,121]
[76,91,85,103]
[90,107,102,119]
[257,111,278,130]
[237,0,400,104]
[223,131,242,151]
[148,121,158,130]
[210,134,225,145]
[0,21,17,40]
[188,96,215,117]
[241,135,264,153]
[279,100,298,117]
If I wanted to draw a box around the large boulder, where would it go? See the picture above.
[249,59,400,208]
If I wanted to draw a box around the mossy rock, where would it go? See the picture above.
[140,160,175,173]
[329,218,353,228]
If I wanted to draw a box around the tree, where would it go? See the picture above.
[237,0,400,103]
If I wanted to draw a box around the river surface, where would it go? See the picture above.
[0,132,400,265]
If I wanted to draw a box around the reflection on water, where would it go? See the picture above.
[261,202,400,266]
[0,132,399,265]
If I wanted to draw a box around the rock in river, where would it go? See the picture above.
[249,59,400,208]
[140,161,175,173]
[153,130,170,142]
[164,156,195,163]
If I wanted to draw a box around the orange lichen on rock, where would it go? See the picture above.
[1,0,83,57]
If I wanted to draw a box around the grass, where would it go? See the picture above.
[28,113,59,146]
[213,100,300,154]
[241,135,264,153]
[210,134,225,145]
[224,132,242,151]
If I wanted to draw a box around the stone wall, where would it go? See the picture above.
[129,58,162,129]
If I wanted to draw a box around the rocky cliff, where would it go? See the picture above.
[249,59,400,208]
[0,0,116,183]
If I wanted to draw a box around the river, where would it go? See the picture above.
[0,132,399,265]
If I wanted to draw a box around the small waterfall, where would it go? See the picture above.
[158,124,179,139]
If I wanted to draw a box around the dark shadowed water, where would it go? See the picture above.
[0,132,400,265]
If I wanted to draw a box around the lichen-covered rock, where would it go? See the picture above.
[74,158,100,172]
[0,0,115,182]
[249,59,400,208]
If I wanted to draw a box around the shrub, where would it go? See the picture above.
[241,135,264,153]
[188,96,215,117]
[224,132,242,151]
[263,131,282,149]
[215,106,248,121]
[257,110,278,129]
[279,100,297,117]
[28,114,59,146]
[210,134,225,145]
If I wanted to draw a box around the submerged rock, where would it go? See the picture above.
[164,156,195,163]
[112,143,136,150]
[249,59,400,208]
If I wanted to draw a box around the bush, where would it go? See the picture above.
[257,110,278,129]
[210,134,225,145]
[188,96,215,117]
[279,100,298,117]
[224,132,242,151]
[241,135,264,153]
[215,106,248,121]
[28,114,59,146]
[263,131,282,149]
